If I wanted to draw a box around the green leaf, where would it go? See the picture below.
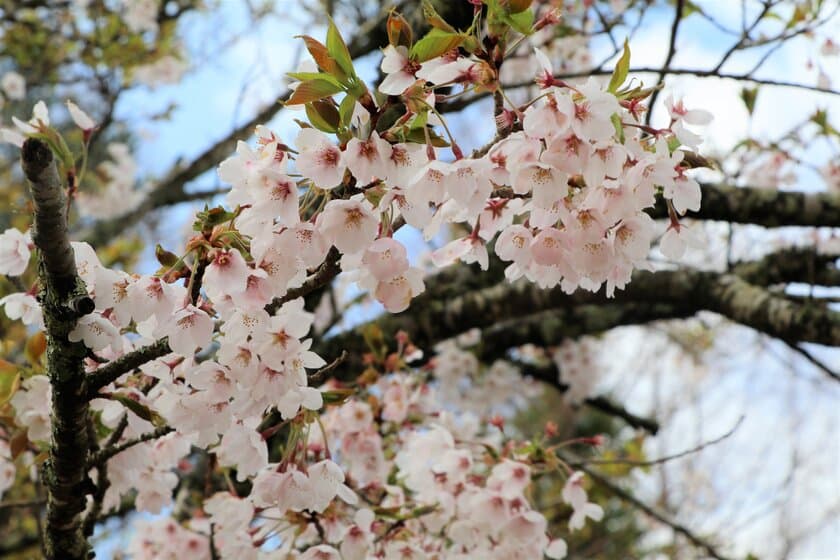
[740,87,758,115]
[611,113,625,144]
[404,126,449,147]
[410,28,464,63]
[421,0,457,33]
[286,78,345,106]
[608,38,631,93]
[193,205,238,232]
[338,93,357,127]
[503,8,534,35]
[305,99,340,133]
[155,244,179,267]
[322,389,355,405]
[326,17,355,77]
[286,72,342,87]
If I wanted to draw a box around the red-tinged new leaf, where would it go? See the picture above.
[286,79,345,106]
[387,11,413,47]
[299,35,345,79]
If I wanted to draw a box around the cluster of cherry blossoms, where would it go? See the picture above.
[0,4,712,558]
[126,360,601,560]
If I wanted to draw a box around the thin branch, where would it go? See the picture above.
[86,338,171,398]
[265,247,342,315]
[578,415,744,467]
[88,426,175,468]
[578,464,732,560]
[581,395,661,435]
[789,343,840,383]
[309,350,348,386]
[646,0,684,126]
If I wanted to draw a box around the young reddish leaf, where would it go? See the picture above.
[410,28,464,63]
[287,79,345,106]
[25,332,47,367]
[10,430,29,459]
[387,11,413,47]
[155,243,179,267]
[298,35,345,79]
[608,38,631,93]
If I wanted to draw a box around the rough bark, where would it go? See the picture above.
[648,183,840,227]
[22,139,93,560]
[318,266,840,375]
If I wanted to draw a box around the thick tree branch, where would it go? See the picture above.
[22,138,92,560]
[654,183,840,228]
[318,267,840,374]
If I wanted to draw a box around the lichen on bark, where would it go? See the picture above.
[22,138,93,560]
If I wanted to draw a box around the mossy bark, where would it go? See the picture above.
[23,138,93,560]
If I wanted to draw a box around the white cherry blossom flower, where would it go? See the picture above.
[0,228,31,276]
[158,304,214,356]
[69,313,123,352]
[295,128,347,189]
[318,198,379,254]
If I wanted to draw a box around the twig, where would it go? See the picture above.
[88,426,175,467]
[308,350,348,385]
[265,247,342,315]
[577,415,744,467]
[577,464,732,560]
[790,343,840,383]
[646,0,684,126]
[86,338,171,398]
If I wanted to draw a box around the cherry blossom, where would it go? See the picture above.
[1,71,25,100]
[68,313,123,352]
[0,228,31,276]
[158,304,214,356]
[295,128,347,189]
[379,45,420,95]
[317,197,379,254]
